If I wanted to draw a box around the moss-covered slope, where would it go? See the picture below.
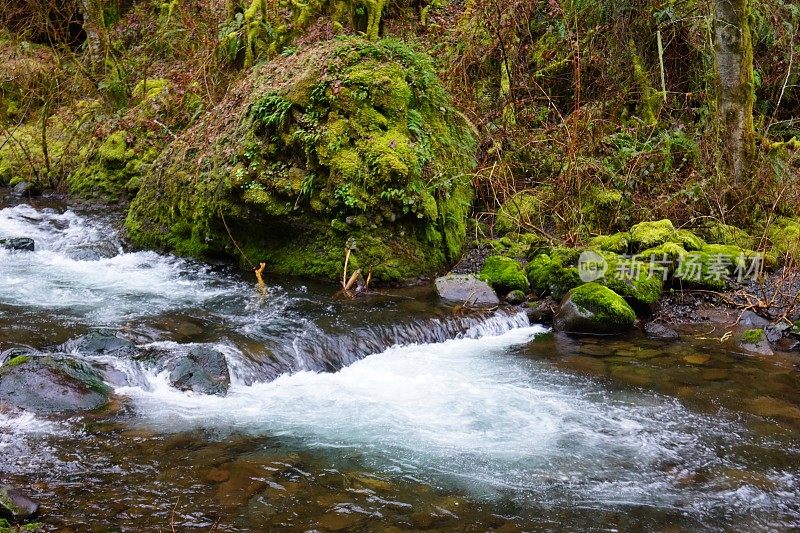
[126,38,476,282]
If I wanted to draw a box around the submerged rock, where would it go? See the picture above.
[0,356,111,413]
[644,322,679,340]
[126,39,476,283]
[554,283,635,335]
[0,485,39,520]
[62,330,137,356]
[169,347,230,396]
[0,237,34,252]
[434,274,499,306]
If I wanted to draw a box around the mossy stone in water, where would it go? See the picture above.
[526,251,581,300]
[554,282,635,335]
[479,256,529,294]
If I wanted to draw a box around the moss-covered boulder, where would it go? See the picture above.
[479,256,529,293]
[702,222,754,248]
[554,283,635,334]
[126,38,476,282]
[629,219,676,251]
[526,248,581,300]
[588,232,629,254]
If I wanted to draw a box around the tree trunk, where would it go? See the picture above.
[80,0,107,75]
[713,0,755,187]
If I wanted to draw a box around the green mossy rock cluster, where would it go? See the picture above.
[479,255,529,294]
[126,38,476,282]
[767,217,800,263]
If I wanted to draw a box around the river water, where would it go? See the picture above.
[1,199,799,531]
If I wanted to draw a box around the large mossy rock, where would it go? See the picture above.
[554,283,635,335]
[479,256,529,294]
[126,38,476,282]
[0,355,111,413]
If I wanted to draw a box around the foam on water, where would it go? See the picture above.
[0,204,251,324]
[116,323,791,514]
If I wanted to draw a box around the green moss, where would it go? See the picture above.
[3,355,30,368]
[132,78,169,101]
[703,222,754,248]
[639,242,688,262]
[480,255,529,293]
[526,249,581,300]
[740,328,764,344]
[629,219,676,251]
[0,519,43,532]
[673,229,706,251]
[569,282,636,328]
[767,217,800,263]
[126,39,476,282]
[582,187,626,231]
[68,129,151,201]
[588,232,630,254]
[495,188,552,235]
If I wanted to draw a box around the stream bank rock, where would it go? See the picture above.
[435,274,499,306]
[169,347,230,396]
[0,355,111,413]
[554,283,636,335]
[126,38,476,283]
[0,485,39,520]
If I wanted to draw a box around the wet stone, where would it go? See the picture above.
[63,330,137,356]
[169,346,230,396]
[0,237,34,252]
[644,322,679,340]
[434,274,500,307]
[0,355,111,413]
[0,485,40,520]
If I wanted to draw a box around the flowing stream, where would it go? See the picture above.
[1,199,799,531]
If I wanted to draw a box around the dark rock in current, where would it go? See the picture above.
[644,322,679,340]
[0,355,111,413]
[777,337,800,352]
[66,240,121,261]
[169,347,230,396]
[9,181,39,198]
[526,298,556,325]
[505,290,527,305]
[62,330,137,356]
[0,485,40,520]
[434,274,500,307]
[0,238,35,252]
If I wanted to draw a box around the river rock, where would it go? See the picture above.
[505,290,527,305]
[644,322,679,340]
[765,322,790,343]
[169,347,230,396]
[525,298,556,325]
[739,311,770,328]
[737,330,774,356]
[66,240,121,261]
[0,355,111,413]
[0,485,39,520]
[553,283,635,335]
[62,330,137,356]
[434,274,500,307]
[9,181,39,198]
[0,238,35,252]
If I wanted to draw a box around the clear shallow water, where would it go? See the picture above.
[1,200,800,531]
